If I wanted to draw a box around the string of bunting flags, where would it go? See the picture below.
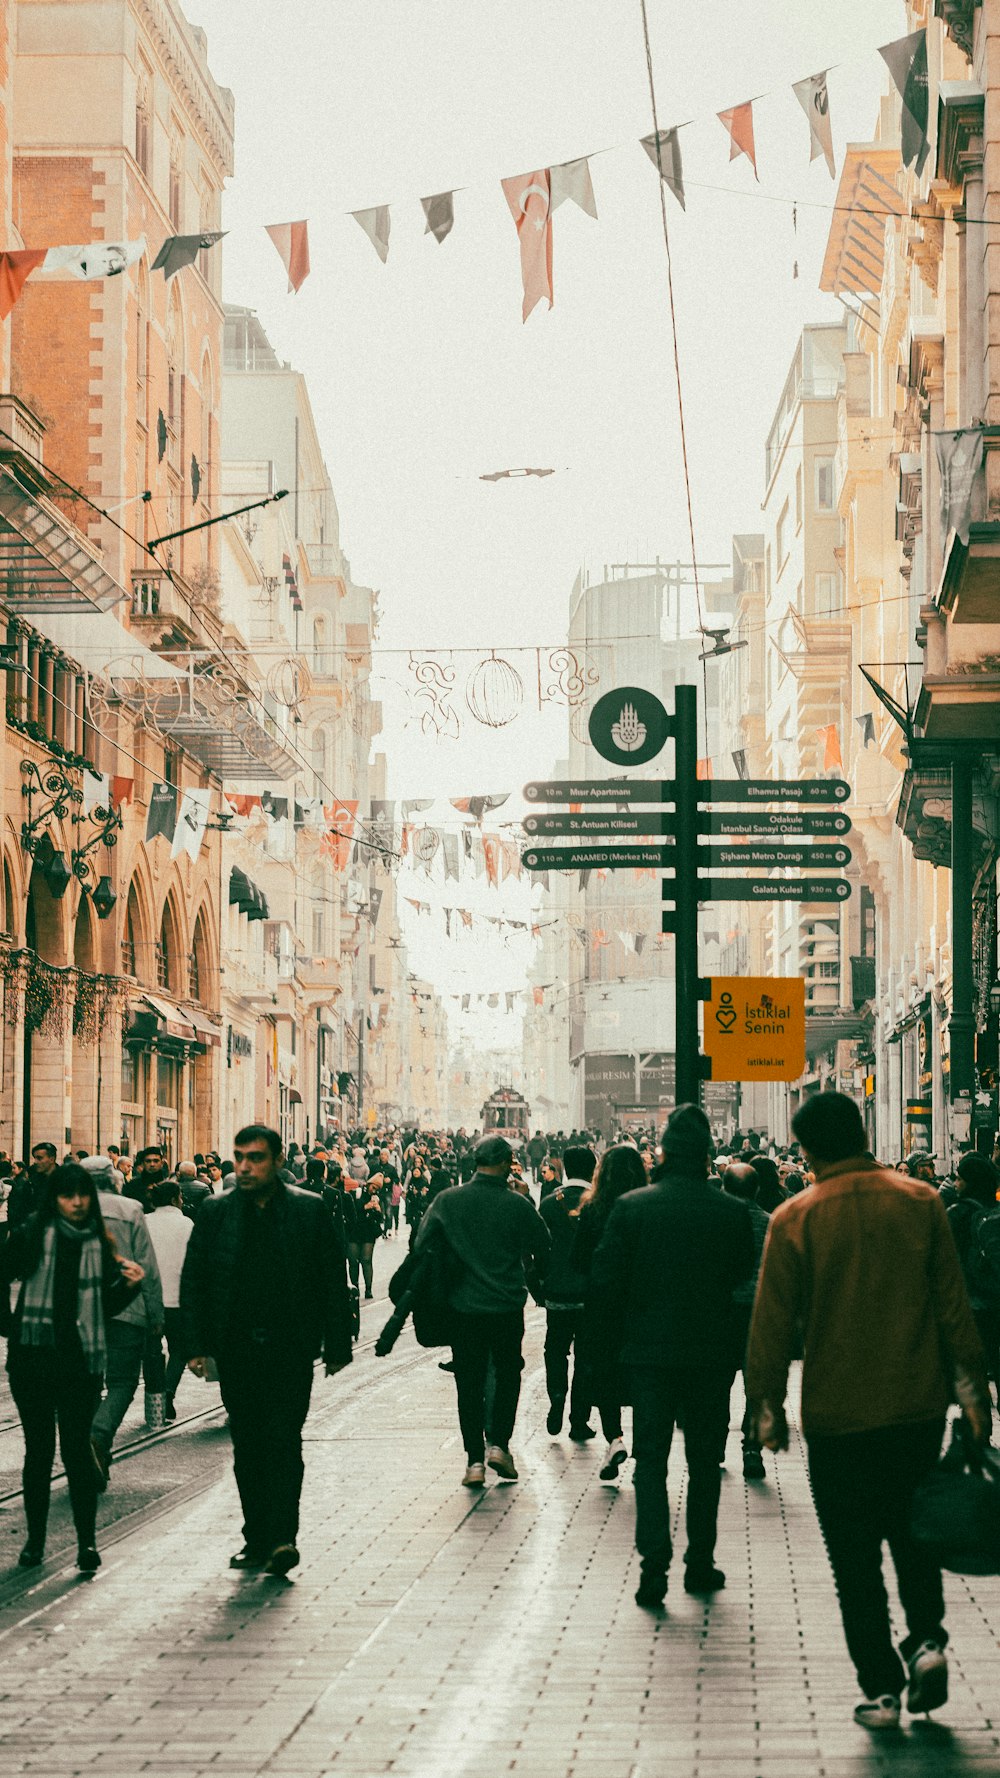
[0,30,930,324]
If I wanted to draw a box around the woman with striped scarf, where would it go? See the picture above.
[2,1162,143,1573]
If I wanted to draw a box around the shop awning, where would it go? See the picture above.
[185,1006,222,1047]
[289,1087,303,1105]
[137,991,197,1043]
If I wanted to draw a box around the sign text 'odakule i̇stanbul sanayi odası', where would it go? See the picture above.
[523,684,852,1097]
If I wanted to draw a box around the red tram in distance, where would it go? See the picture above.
[481,1086,530,1151]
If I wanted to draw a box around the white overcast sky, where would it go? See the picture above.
[193,0,904,1022]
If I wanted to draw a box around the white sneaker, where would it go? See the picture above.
[486,1444,518,1481]
[853,1695,901,1731]
[906,1641,948,1715]
[599,1437,628,1480]
[462,1461,486,1488]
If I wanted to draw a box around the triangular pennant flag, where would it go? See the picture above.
[856,713,876,748]
[421,191,455,244]
[500,169,553,322]
[549,156,598,219]
[145,782,178,844]
[482,833,500,887]
[369,887,383,926]
[152,231,226,280]
[171,787,212,862]
[38,238,146,280]
[402,798,433,818]
[617,930,636,954]
[533,986,544,1007]
[460,909,473,929]
[634,933,647,957]
[792,72,835,177]
[696,758,713,780]
[321,799,358,871]
[879,30,930,175]
[82,769,110,815]
[718,102,759,180]
[0,249,46,320]
[579,869,591,891]
[442,833,460,881]
[818,724,843,772]
[265,221,310,293]
[352,205,391,263]
[500,839,521,882]
[732,748,749,780]
[704,930,721,946]
[639,127,685,209]
[110,776,134,811]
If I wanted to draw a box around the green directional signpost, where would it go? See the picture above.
[522,682,853,1107]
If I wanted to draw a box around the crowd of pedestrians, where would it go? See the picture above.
[0,1099,998,1733]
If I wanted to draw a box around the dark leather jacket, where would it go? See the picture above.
[179,1182,352,1367]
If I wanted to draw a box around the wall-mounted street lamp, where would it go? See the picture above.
[20,756,81,855]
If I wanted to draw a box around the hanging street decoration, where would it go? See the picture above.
[718,102,759,180]
[465,653,524,728]
[640,127,686,209]
[352,205,392,263]
[792,72,835,176]
[421,191,456,244]
[265,221,310,292]
[501,169,553,322]
[152,231,226,280]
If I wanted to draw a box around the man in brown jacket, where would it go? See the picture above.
[746,1092,990,1733]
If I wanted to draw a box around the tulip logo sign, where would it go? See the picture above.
[611,702,647,753]
[588,685,670,767]
[704,977,807,1082]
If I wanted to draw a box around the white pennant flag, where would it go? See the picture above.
[171,787,212,861]
[792,71,835,177]
[352,205,391,263]
[617,930,636,953]
[549,156,598,219]
[82,769,110,814]
[39,238,146,280]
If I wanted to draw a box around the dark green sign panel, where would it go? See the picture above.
[524,846,669,872]
[523,810,674,838]
[663,877,852,903]
[702,844,851,870]
[704,810,852,837]
[701,779,850,804]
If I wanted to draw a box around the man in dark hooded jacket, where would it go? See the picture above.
[590,1104,753,1609]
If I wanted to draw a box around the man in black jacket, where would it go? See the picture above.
[537,1145,596,1440]
[180,1124,352,1576]
[7,1142,58,1230]
[416,1135,549,1487]
[590,1104,754,1609]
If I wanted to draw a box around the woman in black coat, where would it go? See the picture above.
[353,1175,385,1299]
[573,1144,648,1480]
[3,1163,143,1572]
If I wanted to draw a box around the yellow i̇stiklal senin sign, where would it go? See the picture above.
[703,978,807,1082]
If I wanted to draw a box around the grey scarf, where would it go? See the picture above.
[19,1219,107,1375]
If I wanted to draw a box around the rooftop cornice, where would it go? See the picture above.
[135,0,235,182]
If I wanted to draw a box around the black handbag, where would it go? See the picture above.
[911,1417,1000,1575]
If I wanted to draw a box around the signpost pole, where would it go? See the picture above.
[673,683,701,1107]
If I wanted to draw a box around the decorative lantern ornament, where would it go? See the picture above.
[466,652,524,728]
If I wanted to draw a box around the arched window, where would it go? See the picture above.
[136,262,149,390]
[156,901,179,993]
[165,289,180,432]
[311,726,329,798]
[190,909,209,1003]
[121,883,142,978]
[2,860,14,940]
[135,65,151,175]
[312,615,327,674]
[199,351,213,509]
[169,131,183,230]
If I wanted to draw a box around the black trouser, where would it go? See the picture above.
[726,1302,759,1455]
[9,1349,101,1551]
[347,1242,374,1294]
[451,1310,525,1463]
[628,1365,731,1576]
[163,1308,188,1403]
[808,1419,946,1701]
[217,1343,314,1555]
[544,1307,590,1430]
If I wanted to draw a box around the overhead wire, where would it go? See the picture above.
[639,0,710,757]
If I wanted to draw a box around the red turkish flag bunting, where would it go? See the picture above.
[501,169,553,322]
[265,221,310,293]
[0,249,46,319]
[818,724,843,771]
[718,102,759,181]
[321,799,358,870]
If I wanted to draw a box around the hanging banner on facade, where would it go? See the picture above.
[501,169,553,322]
[879,29,930,174]
[935,427,984,547]
[82,770,110,815]
[145,782,178,844]
[171,787,213,861]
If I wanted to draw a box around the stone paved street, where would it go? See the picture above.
[0,1258,997,1778]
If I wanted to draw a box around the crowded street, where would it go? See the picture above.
[0,1237,998,1778]
[4,0,1000,1771]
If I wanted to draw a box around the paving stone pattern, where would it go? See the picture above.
[0,1280,997,1778]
